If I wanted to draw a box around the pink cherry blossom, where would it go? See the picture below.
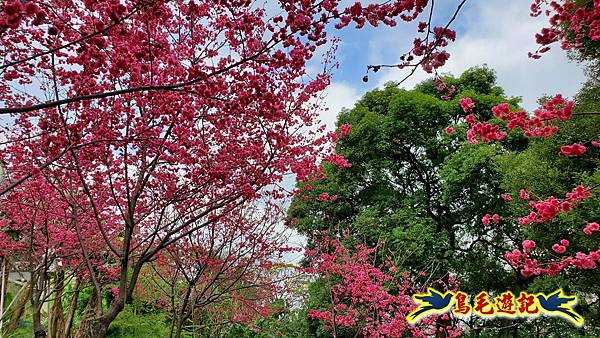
[560,143,587,157]
[459,97,475,112]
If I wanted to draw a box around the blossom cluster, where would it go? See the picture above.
[517,186,591,225]
[505,235,600,276]
[305,233,461,337]
[529,0,600,58]
[433,77,456,101]
[464,95,574,144]
[499,184,597,277]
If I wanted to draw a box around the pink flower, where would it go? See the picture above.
[501,194,513,202]
[592,141,600,147]
[583,222,599,236]
[482,213,491,225]
[316,192,330,202]
[528,196,561,222]
[459,97,475,112]
[466,122,507,144]
[552,244,566,254]
[505,248,525,266]
[466,114,476,124]
[340,123,352,136]
[444,126,455,134]
[519,189,530,200]
[325,154,352,168]
[326,131,339,142]
[518,212,537,225]
[492,214,500,224]
[560,143,587,157]
[560,239,569,247]
[566,186,591,202]
[522,240,536,253]
[492,103,510,119]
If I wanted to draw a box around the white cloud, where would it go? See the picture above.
[316,82,362,132]
[373,0,586,110]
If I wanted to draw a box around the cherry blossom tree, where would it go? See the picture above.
[141,201,295,338]
[305,231,462,338]
[0,0,461,336]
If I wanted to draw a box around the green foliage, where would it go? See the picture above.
[106,305,170,338]
[289,67,529,335]
[290,67,512,274]
[219,311,311,338]
[6,327,33,338]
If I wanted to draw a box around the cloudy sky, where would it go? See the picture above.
[312,0,587,132]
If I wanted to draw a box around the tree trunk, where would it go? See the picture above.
[49,271,65,338]
[76,318,109,338]
[75,290,98,338]
[174,319,186,338]
[174,285,194,338]
[75,290,126,338]
[96,299,125,338]
[30,270,47,338]
[63,278,81,338]
[5,280,33,336]
[86,319,109,338]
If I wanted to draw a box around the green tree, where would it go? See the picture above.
[290,67,532,336]
[290,66,600,336]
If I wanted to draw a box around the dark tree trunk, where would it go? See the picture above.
[78,296,125,338]
[90,320,109,338]
[174,285,194,338]
[31,270,47,338]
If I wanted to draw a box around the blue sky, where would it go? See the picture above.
[311,0,587,132]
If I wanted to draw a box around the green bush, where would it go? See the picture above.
[106,305,170,338]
